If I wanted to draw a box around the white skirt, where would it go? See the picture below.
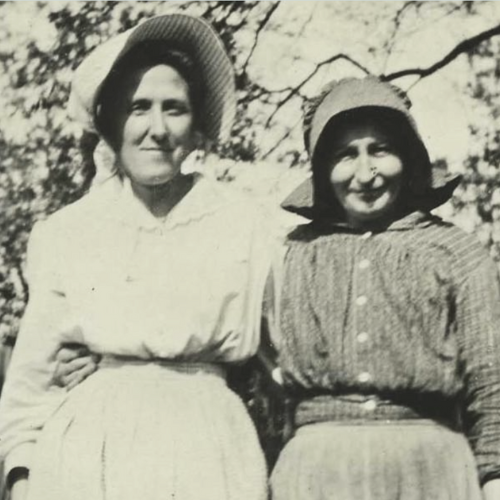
[27,359,268,500]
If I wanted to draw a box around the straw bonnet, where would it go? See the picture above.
[69,13,236,143]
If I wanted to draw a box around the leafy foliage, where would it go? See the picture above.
[1,0,500,466]
[454,35,500,261]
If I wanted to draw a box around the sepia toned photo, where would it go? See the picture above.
[0,1,500,499]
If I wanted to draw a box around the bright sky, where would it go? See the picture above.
[2,1,500,197]
[246,1,500,172]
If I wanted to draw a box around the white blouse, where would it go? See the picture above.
[0,173,276,474]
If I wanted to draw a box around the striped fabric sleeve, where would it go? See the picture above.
[456,252,500,483]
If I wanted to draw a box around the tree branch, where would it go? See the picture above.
[262,117,302,160]
[265,54,370,127]
[382,1,422,73]
[383,22,500,81]
[242,2,281,73]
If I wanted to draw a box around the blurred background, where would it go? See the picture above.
[0,0,500,468]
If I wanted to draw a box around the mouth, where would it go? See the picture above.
[141,149,175,159]
[351,187,385,201]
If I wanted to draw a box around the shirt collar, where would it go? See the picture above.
[101,173,231,231]
[306,210,435,236]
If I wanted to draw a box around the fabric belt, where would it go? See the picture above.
[294,393,460,430]
[99,354,227,379]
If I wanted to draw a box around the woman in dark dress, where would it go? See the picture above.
[271,76,500,500]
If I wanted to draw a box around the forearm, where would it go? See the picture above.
[0,302,69,471]
[458,258,500,483]
[0,314,66,472]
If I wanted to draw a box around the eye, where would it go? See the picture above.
[333,148,356,163]
[129,99,150,115]
[371,143,394,157]
[163,100,191,116]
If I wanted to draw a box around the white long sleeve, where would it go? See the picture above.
[0,221,74,473]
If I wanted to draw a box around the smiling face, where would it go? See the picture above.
[326,119,405,227]
[111,64,197,188]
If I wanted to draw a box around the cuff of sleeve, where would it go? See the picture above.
[4,443,33,478]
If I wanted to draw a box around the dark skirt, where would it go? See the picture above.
[271,420,481,500]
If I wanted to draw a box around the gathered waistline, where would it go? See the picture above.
[294,394,460,431]
[297,419,448,430]
[99,354,227,379]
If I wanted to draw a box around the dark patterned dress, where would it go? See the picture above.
[271,211,500,500]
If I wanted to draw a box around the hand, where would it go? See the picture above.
[9,476,28,500]
[53,344,100,390]
[483,478,500,500]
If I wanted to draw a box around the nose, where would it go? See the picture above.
[149,108,169,141]
[354,152,376,185]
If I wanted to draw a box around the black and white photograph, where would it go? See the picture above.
[0,1,500,499]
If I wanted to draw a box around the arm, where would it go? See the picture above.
[0,222,77,490]
[456,255,500,491]
[257,270,284,388]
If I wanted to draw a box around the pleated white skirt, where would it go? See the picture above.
[27,360,268,500]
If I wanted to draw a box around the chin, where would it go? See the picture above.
[347,205,389,224]
[135,170,180,187]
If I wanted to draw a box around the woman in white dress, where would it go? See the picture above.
[0,13,271,500]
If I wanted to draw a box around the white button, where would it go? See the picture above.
[361,231,373,240]
[363,399,377,411]
[357,332,369,343]
[355,296,367,306]
[359,259,370,269]
[357,372,371,383]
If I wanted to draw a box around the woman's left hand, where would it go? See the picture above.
[483,478,500,500]
[9,476,28,500]
[53,344,101,390]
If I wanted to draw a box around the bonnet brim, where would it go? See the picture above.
[68,13,236,143]
[281,171,462,220]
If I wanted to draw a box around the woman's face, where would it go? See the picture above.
[326,120,404,227]
[112,64,197,187]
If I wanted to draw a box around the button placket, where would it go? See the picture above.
[354,240,370,308]
[356,246,370,344]
[352,233,373,387]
